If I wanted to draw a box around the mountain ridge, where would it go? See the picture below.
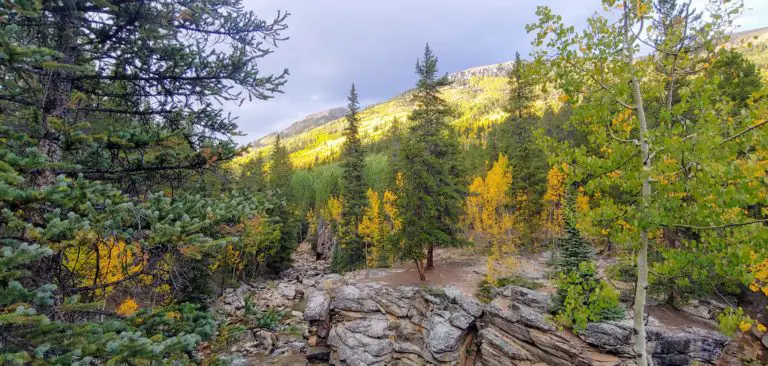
[241,27,768,167]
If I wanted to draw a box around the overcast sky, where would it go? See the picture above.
[231,0,768,144]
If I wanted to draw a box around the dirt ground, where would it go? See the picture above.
[355,246,728,335]
[359,247,487,296]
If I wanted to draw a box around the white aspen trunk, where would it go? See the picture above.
[622,3,651,365]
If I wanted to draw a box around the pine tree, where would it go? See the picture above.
[556,189,594,272]
[268,134,294,192]
[506,51,535,119]
[487,51,546,241]
[266,134,298,272]
[397,44,467,279]
[240,154,268,193]
[332,84,368,271]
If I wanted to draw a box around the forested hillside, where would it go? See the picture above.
[2,0,768,365]
[241,27,768,170]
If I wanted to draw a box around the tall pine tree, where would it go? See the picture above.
[267,134,298,272]
[488,51,547,242]
[332,84,367,272]
[506,51,535,120]
[397,44,467,279]
[268,134,294,191]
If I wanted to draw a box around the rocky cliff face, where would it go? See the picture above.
[306,283,730,366]
[446,62,514,84]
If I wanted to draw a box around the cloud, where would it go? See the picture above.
[228,0,767,144]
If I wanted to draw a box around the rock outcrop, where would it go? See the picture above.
[309,283,730,365]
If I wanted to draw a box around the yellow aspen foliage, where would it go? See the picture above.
[116,298,139,316]
[358,188,401,267]
[383,190,401,231]
[358,189,386,267]
[541,163,568,244]
[63,232,146,298]
[749,259,768,297]
[323,196,343,224]
[464,154,520,282]
[739,321,753,332]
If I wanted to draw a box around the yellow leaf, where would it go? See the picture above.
[739,321,753,333]
[116,298,139,317]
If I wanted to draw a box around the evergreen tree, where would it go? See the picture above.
[332,84,368,271]
[556,189,594,272]
[397,44,467,279]
[487,120,548,222]
[710,49,764,107]
[506,51,535,119]
[0,0,289,189]
[266,134,298,272]
[488,51,546,240]
[268,134,294,192]
[240,154,268,193]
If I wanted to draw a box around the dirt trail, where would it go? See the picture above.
[359,257,486,296]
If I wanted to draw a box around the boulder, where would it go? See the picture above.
[278,283,298,300]
[304,291,331,321]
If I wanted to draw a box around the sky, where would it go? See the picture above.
[230,0,768,144]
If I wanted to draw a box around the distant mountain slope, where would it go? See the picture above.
[238,27,768,169]
[252,107,348,148]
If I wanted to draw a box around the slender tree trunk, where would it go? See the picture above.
[425,244,434,270]
[624,5,652,365]
[36,12,76,187]
[415,259,426,281]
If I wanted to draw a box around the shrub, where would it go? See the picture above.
[254,308,285,331]
[717,307,758,337]
[553,262,625,331]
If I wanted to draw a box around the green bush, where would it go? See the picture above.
[553,262,625,331]
[717,307,754,337]
[254,308,285,331]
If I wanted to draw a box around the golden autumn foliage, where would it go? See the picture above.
[323,196,343,224]
[116,298,139,316]
[211,214,281,281]
[63,232,147,298]
[464,154,520,281]
[358,188,401,267]
[540,163,568,245]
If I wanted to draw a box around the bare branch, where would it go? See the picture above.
[718,119,768,145]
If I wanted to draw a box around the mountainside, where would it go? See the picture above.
[239,27,768,169]
[253,107,348,148]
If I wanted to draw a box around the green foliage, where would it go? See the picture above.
[396,44,468,275]
[334,84,369,272]
[0,0,293,362]
[269,135,294,193]
[556,190,594,272]
[1,303,216,365]
[553,262,625,331]
[717,307,753,337]
[506,51,536,119]
[253,309,285,331]
[710,48,764,107]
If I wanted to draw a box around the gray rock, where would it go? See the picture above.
[304,291,330,321]
[277,283,297,300]
[497,285,551,312]
[444,285,483,317]
[578,321,634,356]
[426,320,464,356]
